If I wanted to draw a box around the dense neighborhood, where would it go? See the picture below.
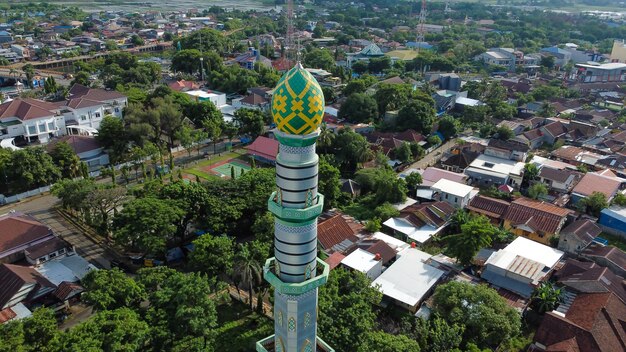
[0,1,625,352]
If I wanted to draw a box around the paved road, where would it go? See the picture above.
[406,139,457,170]
[0,193,113,269]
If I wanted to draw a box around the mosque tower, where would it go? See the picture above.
[255,62,334,352]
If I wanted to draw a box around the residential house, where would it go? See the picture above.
[228,47,271,70]
[317,211,363,254]
[502,197,573,245]
[599,206,626,239]
[557,219,602,255]
[571,170,624,203]
[340,248,383,279]
[466,195,511,225]
[346,43,385,68]
[531,292,626,352]
[464,154,526,189]
[232,93,270,111]
[35,252,97,286]
[413,166,468,187]
[474,48,517,71]
[340,179,361,198]
[0,303,32,324]
[540,121,569,145]
[440,148,481,173]
[481,237,564,298]
[430,178,476,208]
[581,243,626,278]
[168,80,200,92]
[0,98,66,144]
[371,248,445,313]
[485,138,529,162]
[537,166,581,193]
[24,237,74,266]
[184,90,226,108]
[0,263,56,310]
[47,135,109,171]
[0,31,13,44]
[0,212,54,264]
[553,259,626,304]
[573,62,626,83]
[383,202,455,244]
[522,128,545,149]
[62,84,127,130]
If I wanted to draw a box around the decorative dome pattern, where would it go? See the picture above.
[271,63,325,135]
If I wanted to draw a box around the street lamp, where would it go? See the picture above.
[199,57,204,83]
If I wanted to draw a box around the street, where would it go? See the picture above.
[406,138,457,170]
[0,193,114,269]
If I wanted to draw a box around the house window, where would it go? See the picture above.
[95,112,101,118]
[58,248,65,254]
[114,108,120,113]
[38,123,46,133]
[48,122,55,130]
[81,115,87,121]
[49,252,57,259]
[454,197,458,203]
[28,125,36,135]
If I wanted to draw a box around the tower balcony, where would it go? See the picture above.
[268,192,324,223]
[263,257,329,295]
[256,335,335,352]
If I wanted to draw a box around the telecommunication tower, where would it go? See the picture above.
[416,0,427,53]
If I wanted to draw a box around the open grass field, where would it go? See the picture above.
[215,300,273,352]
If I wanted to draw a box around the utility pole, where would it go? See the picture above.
[416,0,427,55]
[286,0,294,65]
[445,1,451,14]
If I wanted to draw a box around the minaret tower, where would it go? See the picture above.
[255,61,334,352]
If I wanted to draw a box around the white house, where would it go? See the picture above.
[340,248,383,280]
[371,248,445,313]
[47,135,109,171]
[62,84,128,130]
[481,237,564,298]
[0,263,56,309]
[464,154,525,189]
[185,90,227,108]
[430,178,477,208]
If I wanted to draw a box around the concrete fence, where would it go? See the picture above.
[0,185,52,205]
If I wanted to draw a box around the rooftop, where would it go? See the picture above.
[431,178,474,198]
[371,248,444,307]
[467,154,525,176]
[572,172,623,198]
[0,212,52,254]
[486,236,564,271]
[340,248,380,276]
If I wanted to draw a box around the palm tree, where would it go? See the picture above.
[531,282,564,314]
[233,244,263,311]
[317,123,334,153]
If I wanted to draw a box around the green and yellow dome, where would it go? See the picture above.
[271,63,325,135]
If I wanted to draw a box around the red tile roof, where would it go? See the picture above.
[245,136,278,162]
[572,172,622,198]
[399,201,456,228]
[0,213,52,254]
[467,195,510,220]
[0,98,58,121]
[240,93,268,106]
[503,198,572,235]
[317,213,360,251]
[0,306,16,323]
[365,240,396,264]
[324,251,346,270]
[555,259,626,305]
[0,263,56,309]
[582,244,626,276]
[168,80,199,92]
[560,220,601,244]
[542,121,568,138]
[533,292,626,352]
[52,281,84,301]
[47,135,102,154]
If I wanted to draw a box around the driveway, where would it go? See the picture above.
[406,139,457,170]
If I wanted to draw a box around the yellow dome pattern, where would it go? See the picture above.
[271,63,325,135]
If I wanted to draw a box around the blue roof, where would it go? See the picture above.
[541,46,568,55]
[0,31,10,36]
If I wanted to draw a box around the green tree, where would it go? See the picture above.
[355,167,407,206]
[81,268,147,311]
[393,142,413,163]
[96,117,128,162]
[522,163,539,187]
[22,308,58,352]
[71,71,91,87]
[318,269,382,352]
[342,76,376,96]
[233,242,263,310]
[612,192,626,206]
[5,147,61,193]
[304,48,335,71]
[496,125,515,140]
[396,100,436,134]
[530,282,564,314]
[337,93,378,123]
[160,181,209,242]
[43,76,58,96]
[578,191,609,217]
[22,64,34,88]
[428,135,442,146]
[233,108,265,138]
[131,34,144,46]
[357,331,421,352]
[178,28,226,53]
[141,269,218,350]
[446,215,495,266]
[203,118,222,155]
[330,128,373,173]
[56,308,150,351]
[427,317,465,352]
[432,281,521,349]
[528,183,548,200]
[318,156,342,209]
[188,234,235,279]
[112,197,185,256]
[351,60,368,75]
[0,318,25,352]
[405,172,423,193]
[437,115,459,140]
[49,141,81,178]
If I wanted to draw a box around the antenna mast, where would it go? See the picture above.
[444,1,451,14]
[286,0,295,64]
[416,0,427,54]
